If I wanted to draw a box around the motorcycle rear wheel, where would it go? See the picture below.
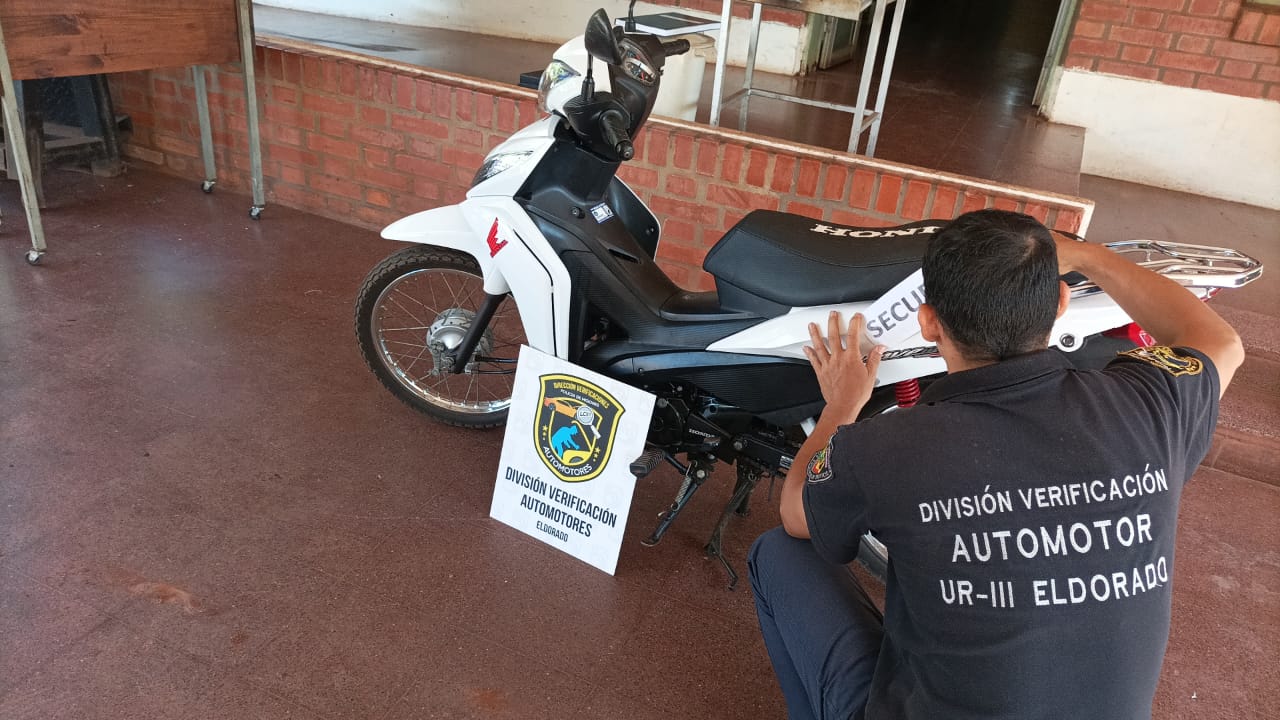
[355,246,526,428]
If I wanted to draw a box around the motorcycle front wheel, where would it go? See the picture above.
[355,246,527,428]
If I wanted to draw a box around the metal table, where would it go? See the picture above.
[0,0,266,265]
[709,0,906,156]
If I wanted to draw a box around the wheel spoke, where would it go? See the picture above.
[400,343,432,374]
[386,294,427,330]
[440,273,460,307]
[386,348,425,360]
[368,260,527,417]
[425,372,453,392]
[392,286,435,313]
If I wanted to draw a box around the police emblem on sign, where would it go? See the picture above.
[535,373,626,483]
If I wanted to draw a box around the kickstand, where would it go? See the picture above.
[705,465,763,590]
[643,457,712,547]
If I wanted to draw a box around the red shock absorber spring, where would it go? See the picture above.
[895,378,921,408]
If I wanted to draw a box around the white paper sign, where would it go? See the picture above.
[490,345,656,575]
[861,268,927,349]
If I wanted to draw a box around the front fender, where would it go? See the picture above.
[381,205,511,296]
[381,201,565,357]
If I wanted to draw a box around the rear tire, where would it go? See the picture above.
[355,246,527,428]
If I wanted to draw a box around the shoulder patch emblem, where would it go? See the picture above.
[1119,345,1203,377]
[806,444,834,484]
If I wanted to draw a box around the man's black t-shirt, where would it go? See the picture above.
[803,347,1220,720]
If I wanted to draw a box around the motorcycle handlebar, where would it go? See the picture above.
[600,109,634,160]
[662,39,691,57]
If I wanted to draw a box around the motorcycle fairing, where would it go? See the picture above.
[515,136,764,351]
[380,197,572,358]
[708,300,947,387]
[579,343,826,426]
[466,116,559,199]
[602,177,662,260]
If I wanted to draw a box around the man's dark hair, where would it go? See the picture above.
[923,209,1060,362]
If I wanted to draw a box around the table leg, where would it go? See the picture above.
[193,66,218,194]
[709,0,735,126]
[848,0,889,155]
[237,0,266,219]
[738,3,764,132]
[0,17,47,264]
[865,0,906,158]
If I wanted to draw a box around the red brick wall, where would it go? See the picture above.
[107,38,1091,291]
[1065,0,1280,101]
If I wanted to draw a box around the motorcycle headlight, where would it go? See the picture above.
[471,150,535,187]
[538,60,581,114]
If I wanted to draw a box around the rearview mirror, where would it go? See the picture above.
[584,9,623,65]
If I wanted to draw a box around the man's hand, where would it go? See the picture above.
[1053,231,1093,275]
[779,312,884,538]
[804,311,885,426]
[1050,230,1242,395]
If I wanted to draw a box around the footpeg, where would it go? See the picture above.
[630,448,665,478]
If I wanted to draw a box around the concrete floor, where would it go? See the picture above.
[0,2,1276,718]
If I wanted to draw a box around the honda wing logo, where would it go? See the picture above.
[486,218,509,257]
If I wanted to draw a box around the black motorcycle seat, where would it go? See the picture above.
[702,210,942,316]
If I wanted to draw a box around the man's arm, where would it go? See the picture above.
[1056,236,1244,395]
[779,312,883,538]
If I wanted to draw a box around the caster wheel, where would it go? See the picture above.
[201,180,216,194]
[26,250,43,265]
[249,206,264,221]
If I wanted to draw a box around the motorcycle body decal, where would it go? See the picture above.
[536,373,626,483]
[880,346,941,361]
[486,218,509,257]
[1119,345,1203,377]
[590,202,614,223]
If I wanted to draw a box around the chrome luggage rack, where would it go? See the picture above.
[1070,240,1264,296]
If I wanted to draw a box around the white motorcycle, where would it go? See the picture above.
[355,9,1263,585]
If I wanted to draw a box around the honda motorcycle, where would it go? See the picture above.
[354,9,1263,586]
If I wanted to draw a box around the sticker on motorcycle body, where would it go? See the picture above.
[486,217,509,257]
[590,203,614,223]
[861,268,927,350]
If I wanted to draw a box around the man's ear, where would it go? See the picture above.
[919,303,940,342]
[1057,280,1070,319]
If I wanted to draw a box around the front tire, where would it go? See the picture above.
[355,246,527,428]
